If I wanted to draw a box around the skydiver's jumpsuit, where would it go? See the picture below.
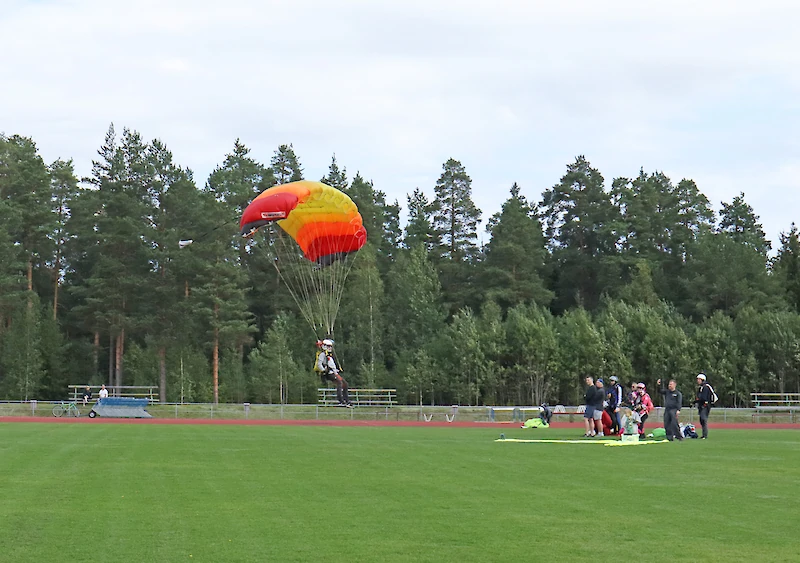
[318,351,350,405]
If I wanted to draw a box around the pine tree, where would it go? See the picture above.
[774,224,800,311]
[207,139,273,215]
[0,134,55,295]
[541,156,622,311]
[483,183,552,309]
[719,192,770,254]
[0,199,26,327]
[192,237,256,404]
[0,293,45,400]
[335,244,385,386]
[270,144,303,184]
[320,154,348,191]
[403,188,438,252]
[432,158,481,261]
[48,159,79,320]
[347,172,400,268]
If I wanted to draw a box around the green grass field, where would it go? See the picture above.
[1,423,798,562]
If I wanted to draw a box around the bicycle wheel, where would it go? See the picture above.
[70,405,80,417]
[53,404,64,417]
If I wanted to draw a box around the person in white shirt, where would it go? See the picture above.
[98,385,109,399]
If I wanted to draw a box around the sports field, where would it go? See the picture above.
[1,422,798,562]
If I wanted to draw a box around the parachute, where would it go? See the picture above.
[240,181,367,336]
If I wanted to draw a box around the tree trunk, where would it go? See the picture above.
[213,303,219,405]
[115,329,125,390]
[53,248,61,320]
[368,271,376,387]
[159,346,167,403]
[108,334,115,388]
[93,331,100,378]
[27,260,33,310]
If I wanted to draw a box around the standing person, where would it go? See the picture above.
[627,381,640,408]
[657,378,683,441]
[98,384,109,399]
[634,383,654,437]
[316,339,352,408]
[606,376,623,435]
[82,386,92,406]
[593,378,606,437]
[583,376,597,437]
[693,373,716,439]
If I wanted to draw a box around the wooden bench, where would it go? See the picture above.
[751,393,800,423]
[318,388,396,407]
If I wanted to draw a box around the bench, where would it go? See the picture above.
[68,385,159,402]
[751,393,800,423]
[317,388,396,407]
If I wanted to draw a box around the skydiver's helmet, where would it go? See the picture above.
[321,339,334,352]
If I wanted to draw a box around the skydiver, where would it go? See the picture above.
[316,339,352,408]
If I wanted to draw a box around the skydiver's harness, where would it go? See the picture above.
[314,349,340,381]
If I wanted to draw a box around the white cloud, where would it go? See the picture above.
[1,0,798,246]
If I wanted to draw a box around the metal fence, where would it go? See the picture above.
[1,401,798,424]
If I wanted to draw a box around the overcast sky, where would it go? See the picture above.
[2,0,798,247]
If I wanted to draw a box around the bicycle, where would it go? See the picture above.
[52,401,81,418]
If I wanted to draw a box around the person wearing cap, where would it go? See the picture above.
[693,373,713,439]
[657,378,683,441]
[592,378,606,437]
[605,376,623,434]
[634,383,654,437]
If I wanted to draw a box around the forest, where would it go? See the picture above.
[1,125,799,407]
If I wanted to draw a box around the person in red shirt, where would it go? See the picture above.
[634,383,654,436]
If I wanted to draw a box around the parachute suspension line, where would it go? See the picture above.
[263,228,318,336]
[258,223,359,339]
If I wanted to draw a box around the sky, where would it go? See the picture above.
[2,0,799,248]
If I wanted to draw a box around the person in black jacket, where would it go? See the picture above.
[657,378,683,441]
[693,373,714,439]
[605,376,623,434]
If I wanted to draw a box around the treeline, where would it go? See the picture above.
[1,126,799,406]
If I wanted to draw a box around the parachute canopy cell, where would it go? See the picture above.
[239,180,367,264]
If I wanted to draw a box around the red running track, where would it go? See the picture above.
[1,416,799,430]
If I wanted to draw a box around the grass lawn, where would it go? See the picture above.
[1,423,798,562]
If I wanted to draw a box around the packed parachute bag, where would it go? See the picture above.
[651,428,667,441]
[680,423,699,439]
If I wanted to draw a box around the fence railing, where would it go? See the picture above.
[1,401,798,423]
[751,393,800,408]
